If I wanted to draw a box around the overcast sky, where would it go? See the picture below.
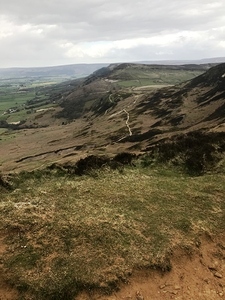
[0,0,225,67]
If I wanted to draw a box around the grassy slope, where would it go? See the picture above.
[0,161,225,299]
[0,64,205,126]
[110,66,204,87]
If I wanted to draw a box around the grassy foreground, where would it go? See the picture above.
[0,163,225,299]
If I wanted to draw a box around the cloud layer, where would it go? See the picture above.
[0,0,225,67]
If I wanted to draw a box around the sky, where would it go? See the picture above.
[0,0,225,68]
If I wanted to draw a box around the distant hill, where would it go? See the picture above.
[1,57,224,79]
[55,62,225,147]
[139,57,225,65]
[0,63,109,79]
[56,63,210,120]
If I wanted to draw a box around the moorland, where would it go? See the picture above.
[0,61,225,300]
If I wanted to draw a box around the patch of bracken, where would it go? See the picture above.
[0,174,12,190]
[47,153,137,176]
[74,155,110,175]
[113,152,136,166]
[144,131,225,175]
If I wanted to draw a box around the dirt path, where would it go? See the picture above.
[123,109,132,136]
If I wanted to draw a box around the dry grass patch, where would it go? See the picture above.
[0,166,225,299]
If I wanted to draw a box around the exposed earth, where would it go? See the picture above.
[0,235,224,299]
[75,235,225,300]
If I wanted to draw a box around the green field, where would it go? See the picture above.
[116,68,204,87]
[0,91,36,113]
[0,77,60,124]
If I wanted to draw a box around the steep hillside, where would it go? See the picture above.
[56,63,225,148]
[0,63,225,172]
[133,63,225,137]
[57,63,207,120]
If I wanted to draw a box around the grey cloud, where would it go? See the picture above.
[0,29,69,67]
[2,1,224,31]
[0,0,224,67]
[95,37,225,62]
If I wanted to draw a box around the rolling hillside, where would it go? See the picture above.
[1,62,225,300]
[0,63,225,172]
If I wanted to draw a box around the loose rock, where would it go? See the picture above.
[159,284,166,289]
[214,272,223,279]
[136,291,144,300]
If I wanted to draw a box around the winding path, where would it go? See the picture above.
[123,109,132,136]
[107,94,140,141]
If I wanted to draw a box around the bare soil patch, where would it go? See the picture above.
[0,233,224,299]
[77,234,225,300]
